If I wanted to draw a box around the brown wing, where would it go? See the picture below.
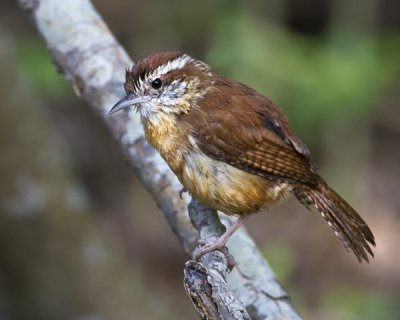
[187,76,318,185]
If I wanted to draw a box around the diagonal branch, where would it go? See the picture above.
[17,0,302,318]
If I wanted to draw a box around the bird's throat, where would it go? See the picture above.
[143,114,190,176]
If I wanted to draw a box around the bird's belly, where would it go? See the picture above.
[180,149,291,215]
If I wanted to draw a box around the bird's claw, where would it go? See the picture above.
[194,238,236,270]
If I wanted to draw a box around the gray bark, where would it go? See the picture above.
[184,199,251,320]
[17,0,302,318]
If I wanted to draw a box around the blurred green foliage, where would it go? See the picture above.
[207,8,400,140]
[15,37,69,98]
[261,241,297,284]
[263,241,400,320]
[322,286,400,320]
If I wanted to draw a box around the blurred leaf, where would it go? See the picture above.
[321,286,400,320]
[15,37,69,98]
[261,241,296,283]
[207,8,400,142]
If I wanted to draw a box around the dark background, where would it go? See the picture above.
[1,0,400,319]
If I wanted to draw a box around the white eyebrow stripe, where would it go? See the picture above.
[152,54,193,78]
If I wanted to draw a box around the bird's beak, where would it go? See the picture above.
[109,94,149,115]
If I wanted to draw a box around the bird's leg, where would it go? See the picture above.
[195,215,248,268]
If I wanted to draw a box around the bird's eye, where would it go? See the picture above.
[151,78,162,89]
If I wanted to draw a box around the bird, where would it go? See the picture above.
[109,51,375,263]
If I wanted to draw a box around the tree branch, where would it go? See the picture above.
[184,198,250,320]
[18,0,302,318]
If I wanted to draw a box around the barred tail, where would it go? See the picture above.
[294,181,375,262]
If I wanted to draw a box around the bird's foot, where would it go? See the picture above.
[195,236,236,270]
[194,216,248,270]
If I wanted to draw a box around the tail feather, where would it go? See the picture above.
[294,181,375,262]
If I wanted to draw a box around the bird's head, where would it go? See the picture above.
[109,52,212,124]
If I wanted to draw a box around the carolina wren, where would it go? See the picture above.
[110,52,375,262]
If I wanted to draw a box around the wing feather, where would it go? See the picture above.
[186,76,318,185]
